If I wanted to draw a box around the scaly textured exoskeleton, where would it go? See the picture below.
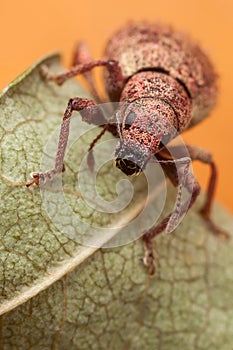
[27,22,229,275]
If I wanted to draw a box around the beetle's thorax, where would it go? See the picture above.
[115,96,177,173]
[115,71,191,176]
[120,71,191,132]
[122,98,177,149]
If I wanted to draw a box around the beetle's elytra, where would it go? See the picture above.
[26,22,228,275]
[104,22,217,126]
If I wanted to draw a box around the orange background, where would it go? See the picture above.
[1,0,233,212]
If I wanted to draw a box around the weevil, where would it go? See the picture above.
[26,22,229,274]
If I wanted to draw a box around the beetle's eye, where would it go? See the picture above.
[159,134,170,148]
[124,111,137,130]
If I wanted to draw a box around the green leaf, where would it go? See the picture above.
[0,54,233,349]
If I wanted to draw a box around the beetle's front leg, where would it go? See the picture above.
[142,159,200,275]
[26,97,108,187]
[40,59,125,101]
[143,145,230,275]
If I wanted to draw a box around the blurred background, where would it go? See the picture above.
[0,0,232,212]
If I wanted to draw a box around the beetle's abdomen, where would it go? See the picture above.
[104,22,218,127]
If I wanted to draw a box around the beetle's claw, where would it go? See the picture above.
[143,246,156,276]
[40,65,52,80]
[40,64,66,85]
[26,172,45,187]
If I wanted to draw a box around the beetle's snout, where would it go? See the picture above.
[115,158,142,176]
[114,140,151,176]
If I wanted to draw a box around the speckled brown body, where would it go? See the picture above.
[104,22,218,128]
[28,22,227,275]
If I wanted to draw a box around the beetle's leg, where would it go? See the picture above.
[71,42,102,103]
[26,97,110,187]
[184,145,229,238]
[143,145,230,274]
[158,145,229,238]
[86,125,109,172]
[40,59,125,101]
[86,113,120,171]
[142,165,200,275]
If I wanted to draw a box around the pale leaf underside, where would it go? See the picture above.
[0,54,232,350]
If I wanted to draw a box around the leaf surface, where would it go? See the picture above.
[0,55,233,350]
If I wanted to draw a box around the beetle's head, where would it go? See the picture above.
[114,98,178,176]
[115,143,148,176]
